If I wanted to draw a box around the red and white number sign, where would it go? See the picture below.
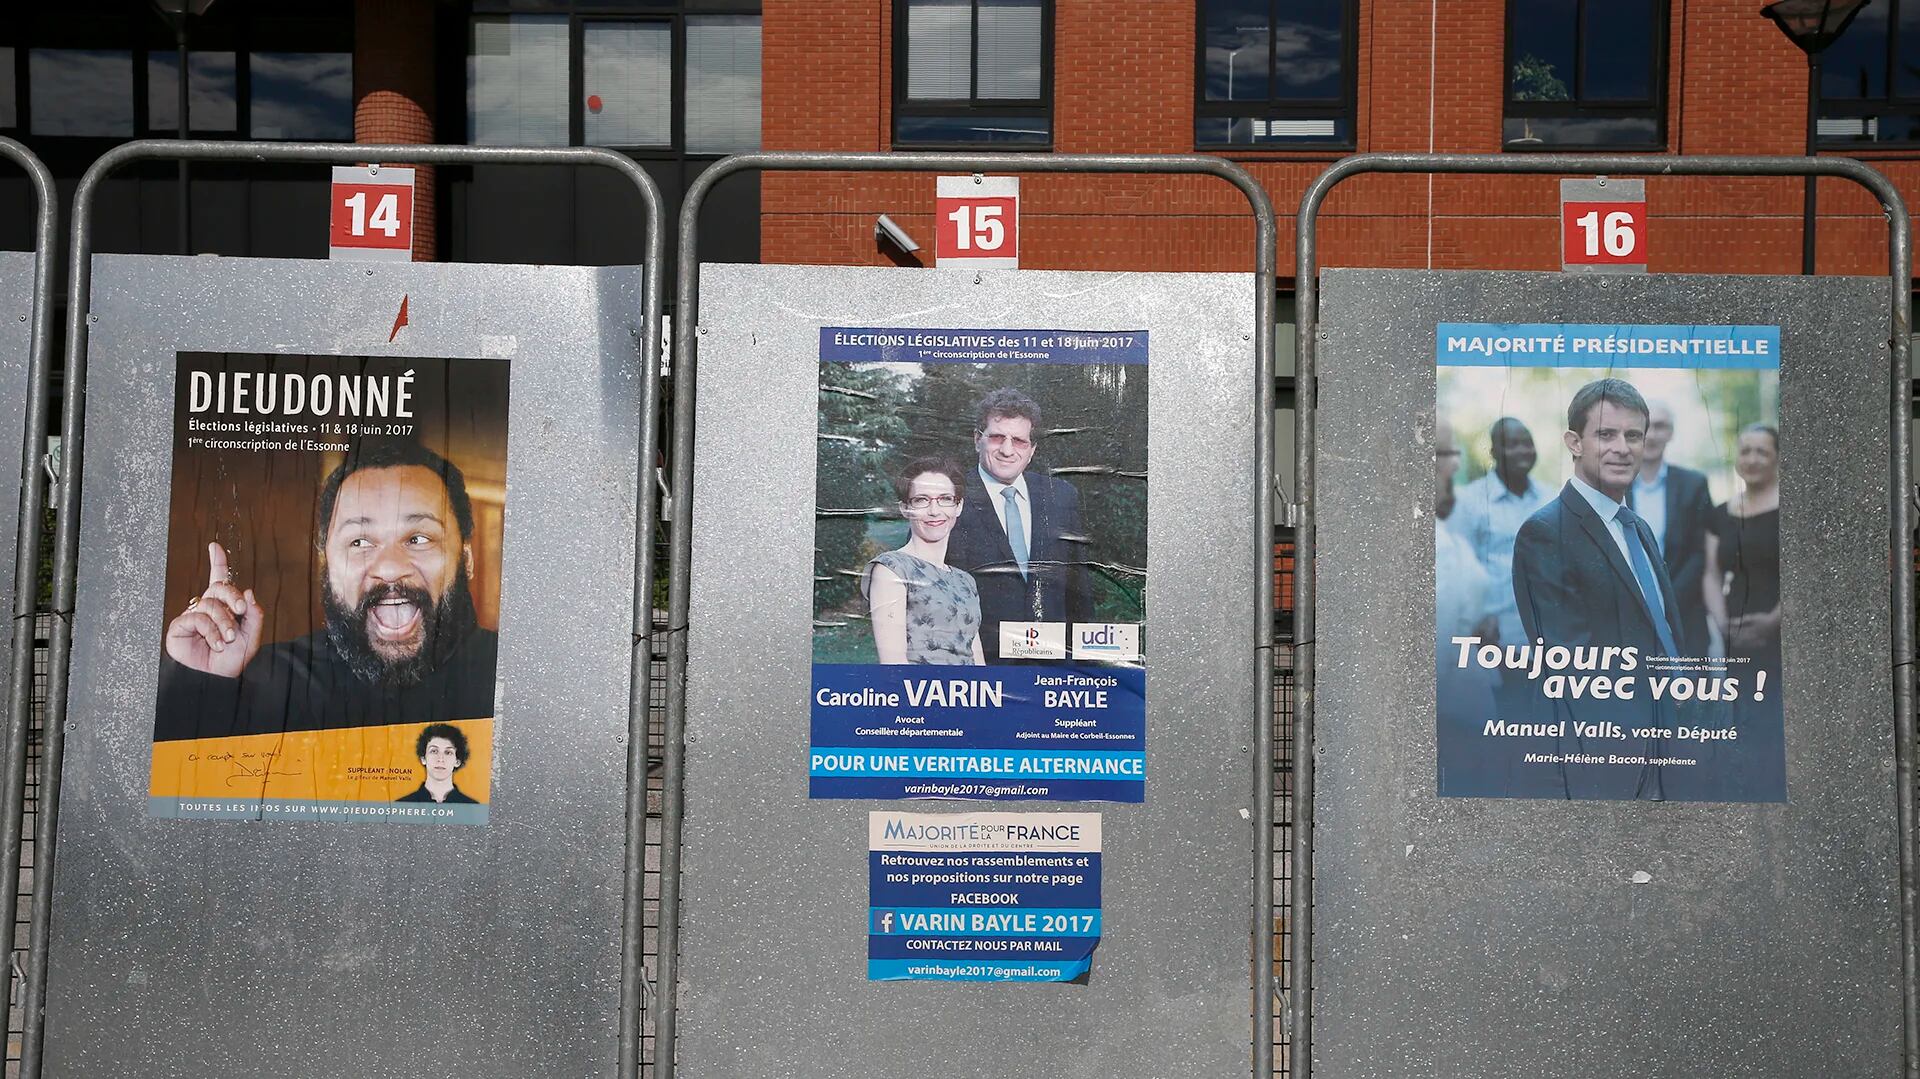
[936,175,1019,269]
[1560,178,1646,273]
[329,165,416,263]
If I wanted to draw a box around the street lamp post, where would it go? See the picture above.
[1761,0,1872,274]
[150,1,220,255]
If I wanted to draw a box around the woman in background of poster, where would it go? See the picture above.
[864,457,985,665]
[1704,424,1782,671]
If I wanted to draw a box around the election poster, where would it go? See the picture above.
[810,327,1148,802]
[868,811,1102,983]
[1435,323,1785,801]
[149,352,510,824]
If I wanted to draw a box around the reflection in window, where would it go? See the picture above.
[1818,0,1920,145]
[468,15,568,146]
[583,21,671,147]
[1196,0,1351,146]
[0,50,14,130]
[149,51,239,133]
[249,52,351,139]
[686,16,762,154]
[1504,0,1664,148]
[895,0,1049,146]
[30,49,134,137]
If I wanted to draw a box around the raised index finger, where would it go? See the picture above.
[207,541,231,590]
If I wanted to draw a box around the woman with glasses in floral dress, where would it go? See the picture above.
[864,456,985,665]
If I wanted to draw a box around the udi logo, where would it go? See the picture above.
[1072,623,1141,662]
[999,621,1066,660]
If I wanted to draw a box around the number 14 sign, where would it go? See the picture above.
[936,175,1018,269]
[329,165,416,263]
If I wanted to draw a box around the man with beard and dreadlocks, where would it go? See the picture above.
[153,439,499,741]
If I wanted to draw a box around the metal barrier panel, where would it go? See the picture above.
[40,255,646,1078]
[0,251,34,722]
[676,264,1258,1077]
[1312,268,1900,1077]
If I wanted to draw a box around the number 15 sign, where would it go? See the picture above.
[936,175,1018,269]
[329,165,416,263]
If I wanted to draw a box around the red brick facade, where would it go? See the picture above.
[354,0,438,262]
[763,0,1920,280]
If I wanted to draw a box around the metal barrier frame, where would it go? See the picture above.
[0,135,58,1071]
[1292,152,1917,1079]
[662,150,1279,1078]
[22,140,665,1079]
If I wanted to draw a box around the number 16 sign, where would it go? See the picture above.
[1560,177,1646,274]
[936,175,1019,270]
[329,165,416,263]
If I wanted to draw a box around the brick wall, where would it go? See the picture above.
[762,0,1920,279]
[354,0,438,262]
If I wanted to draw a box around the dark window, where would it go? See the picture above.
[893,0,1050,148]
[148,51,239,134]
[30,48,134,137]
[0,50,14,130]
[1195,0,1355,148]
[5,8,350,142]
[467,6,762,154]
[248,52,352,140]
[1503,0,1666,149]
[1818,1,1920,144]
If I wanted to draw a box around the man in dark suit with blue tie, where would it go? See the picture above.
[946,388,1094,662]
[1510,378,1687,799]
[1513,378,1685,657]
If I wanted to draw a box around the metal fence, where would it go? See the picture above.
[6,545,1300,1078]
[5,615,43,1079]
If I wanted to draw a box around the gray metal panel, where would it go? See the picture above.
[0,252,32,715]
[679,264,1257,1079]
[43,255,646,1078]
[0,251,31,733]
[1313,268,1900,1078]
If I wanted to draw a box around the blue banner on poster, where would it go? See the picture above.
[1435,323,1779,369]
[820,327,1149,365]
[813,325,1150,803]
[1434,321,1787,802]
[867,811,1102,983]
[811,664,1145,801]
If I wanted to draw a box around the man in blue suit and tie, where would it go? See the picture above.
[1513,377,1685,658]
[1509,378,1687,800]
[946,388,1095,662]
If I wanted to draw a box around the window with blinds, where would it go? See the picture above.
[583,21,671,147]
[687,16,762,154]
[467,9,761,155]
[894,0,1050,147]
[468,15,568,147]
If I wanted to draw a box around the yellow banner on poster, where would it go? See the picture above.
[149,718,493,804]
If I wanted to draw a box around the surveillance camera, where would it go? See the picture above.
[875,214,920,254]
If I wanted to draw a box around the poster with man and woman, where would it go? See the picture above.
[808,327,1149,802]
[1434,323,1786,802]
